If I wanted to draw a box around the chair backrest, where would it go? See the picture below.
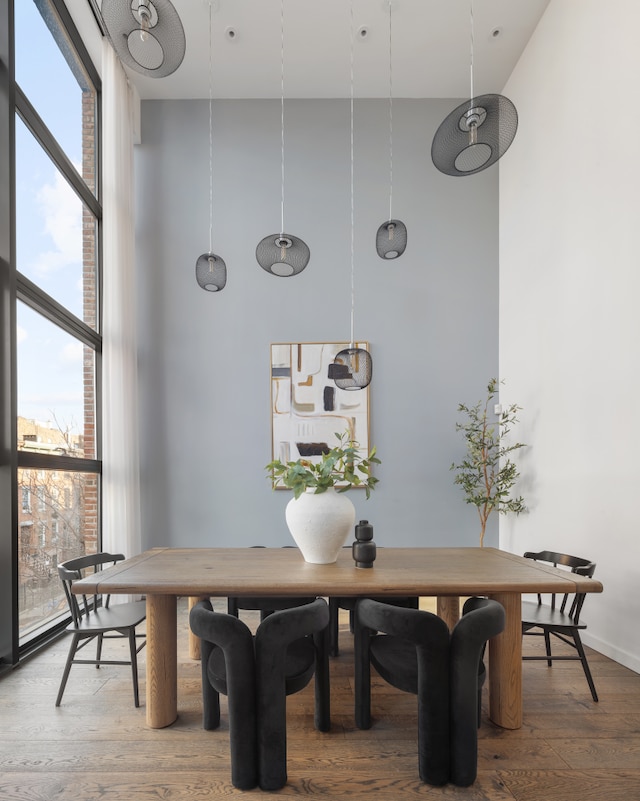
[524,550,596,623]
[58,552,126,629]
[356,598,450,675]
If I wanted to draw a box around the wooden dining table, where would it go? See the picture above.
[72,546,603,730]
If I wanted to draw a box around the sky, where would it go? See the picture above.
[14,0,92,435]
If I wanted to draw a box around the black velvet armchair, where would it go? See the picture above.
[354,596,505,787]
[189,596,330,791]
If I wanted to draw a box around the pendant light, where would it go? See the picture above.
[431,0,518,176]
[101,0,186,79]
[331,0,372,391]
[195,0,227,292]
[256,0,310,277]
[376,0,407,260]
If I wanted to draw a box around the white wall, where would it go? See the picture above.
[500,0,640,672]
[134,98,500,551]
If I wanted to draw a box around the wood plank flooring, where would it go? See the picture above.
[0,598,639,800]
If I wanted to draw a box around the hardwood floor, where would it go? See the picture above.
[1,598,639,800]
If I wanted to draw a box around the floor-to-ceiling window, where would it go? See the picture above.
[0,0,101,663]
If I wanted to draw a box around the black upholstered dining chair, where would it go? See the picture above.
[189,596,330,791]
[56,552,147,707]
[521,550,598,701]
[354,596,505,787]
[329,594,419,656]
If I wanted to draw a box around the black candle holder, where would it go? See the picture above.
[352,520,376,568]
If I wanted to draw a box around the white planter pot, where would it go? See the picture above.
[285,488,356,564]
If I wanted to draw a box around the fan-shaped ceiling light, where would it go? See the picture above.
[256,0,310,277]
[195,0,226,292]
[431,0,518,176]
[102,0,186,79]
[376,0,407,260]
[332,0,372,391]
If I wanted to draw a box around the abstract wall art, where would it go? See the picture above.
[270,342,370,485]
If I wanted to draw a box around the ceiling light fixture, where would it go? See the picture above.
[195,0,227,292]
[376,0,407,259]
[431,0,518,176]
[332,0,372,391]
[256,0,310,277]
[101,0,186,78]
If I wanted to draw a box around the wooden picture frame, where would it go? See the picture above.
[270,342,370,486]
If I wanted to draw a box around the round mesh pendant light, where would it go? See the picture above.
[256,0,310,277]
[376,1,407,260]
[431,1,518,177]
[256,234,310,277]
[102,0,186,79]
[195,1,227,293]
[332,0,372,391]
[432,93,518,176]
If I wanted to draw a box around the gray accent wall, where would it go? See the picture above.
[134,98,499,549]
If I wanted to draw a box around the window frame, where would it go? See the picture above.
[0,0,103,667]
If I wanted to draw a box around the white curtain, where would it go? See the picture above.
[101,39,141,560]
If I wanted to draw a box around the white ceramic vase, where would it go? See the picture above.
[285,488,356,564]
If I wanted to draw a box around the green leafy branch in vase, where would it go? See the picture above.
[266,432,380,500]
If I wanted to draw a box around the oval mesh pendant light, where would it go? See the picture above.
[431,0,518,177]
[195,0,227,293]
[332,347,373,391]
[196,254,226,292]
[102,0,186,78]
[256,0,309,277]
[333,0,372,391]
[376,1,407,260]
[376,219,407,260]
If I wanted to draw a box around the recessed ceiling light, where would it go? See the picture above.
[225,26,237,41]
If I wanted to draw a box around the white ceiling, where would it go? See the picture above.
[76,1,550,100]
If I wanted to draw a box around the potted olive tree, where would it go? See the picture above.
[451,378,526,546]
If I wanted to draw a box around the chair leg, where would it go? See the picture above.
[96,633,104,668]
[314,626,331,732]
[128,628,141,707]
[56,633,80,707]
[328,598,339,657]
[257,675,288,790]
[544,630,552,666]
[200,655,221,731]
[572,630,599,702]
[354,624,372,729]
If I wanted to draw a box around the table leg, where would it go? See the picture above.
[187,596,209,660]
[146,594,177,729]
[436,596,460,630]
[488,592,522,729]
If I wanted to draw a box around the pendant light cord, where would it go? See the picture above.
[349,0,355,348]
[280,0,285,238]
[208,0,213,255]
[388,0,393,223]
[469,0,475,104]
